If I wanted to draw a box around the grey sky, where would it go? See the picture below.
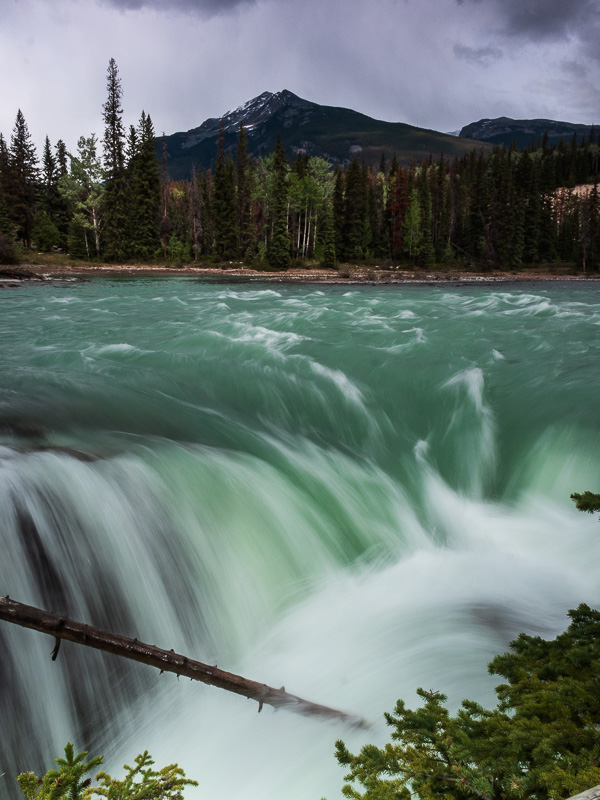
[0,0,598,157]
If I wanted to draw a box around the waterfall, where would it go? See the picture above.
[1,280,599,799]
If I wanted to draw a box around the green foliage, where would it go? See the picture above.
[213,130,239,261]
[0,232,18,264]
[17,742,102,800]
[7,109,39,247]
[166,232,190,265]
[127,112,161,261]
[102,58,128,261]
[570,490,600,517]
[92,751,197,800]
[334,604,600,800]
[32,211,61,252]
[17,744,197,800]
[267,134,290,270]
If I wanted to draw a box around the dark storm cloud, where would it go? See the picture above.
[457,0,598,43]
[98,0,255,15]
[453,43,503,66]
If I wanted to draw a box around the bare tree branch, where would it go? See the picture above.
[0,595,367,729]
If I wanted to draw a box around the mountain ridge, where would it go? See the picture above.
[460,116,596,148]
[159,90,489,179]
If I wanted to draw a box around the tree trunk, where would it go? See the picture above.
[0,595,366,728]
[567,787,600,800]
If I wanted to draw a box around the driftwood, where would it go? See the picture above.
[0,595,366,728]
[567,788,600,800]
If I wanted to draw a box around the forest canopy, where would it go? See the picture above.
[0,60,599,271]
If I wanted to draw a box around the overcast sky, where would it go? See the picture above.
[1,0,599,156]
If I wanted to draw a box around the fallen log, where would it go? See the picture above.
[0,595,367,729]
[567,787,600,800]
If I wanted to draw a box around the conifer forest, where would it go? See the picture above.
[1,58,599,272]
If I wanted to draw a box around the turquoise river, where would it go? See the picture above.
[1,278,599,799]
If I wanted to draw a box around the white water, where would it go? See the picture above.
[0,280,599,799]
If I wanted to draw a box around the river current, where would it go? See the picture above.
[1,279,599,799]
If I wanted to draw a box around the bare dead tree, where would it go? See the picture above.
[0,595,367,728]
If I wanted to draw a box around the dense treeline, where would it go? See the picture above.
[1,59,599,271]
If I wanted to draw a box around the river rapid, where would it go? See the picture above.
[0,279,599,799]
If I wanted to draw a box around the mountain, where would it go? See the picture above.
[459,116,596,149]
[159,90,489,180]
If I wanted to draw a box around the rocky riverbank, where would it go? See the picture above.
[3,263,599,287]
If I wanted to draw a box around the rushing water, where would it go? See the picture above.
[1,279,599,799]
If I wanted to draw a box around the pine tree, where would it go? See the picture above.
[159,135,172,258]
[102,58,128,261]
[319,203,336,268]
[403,187,422,261]
[213,124,239,261]
[342,158,368,261]
[17,742,197,800]
[200,169,214,256]
[236,124,254,261]
[332,167,345,261]
[128,111,161,260]
[389,168,409,260]
[418,172,435,267]
[0,192,11,236]
[40,136,57,213]
[50,139,71,247]
[335,604,600,800]
[466,151,489,264]
[55,139,68,177]
[0,133,9,194]
[267,133,290,270]
[188,167,202,261]
[0,134,12,238]
[8,109,39,247]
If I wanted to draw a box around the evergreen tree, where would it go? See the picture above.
[418,172,435,267]
[52,139,71,246]
[466,151,489,264]
[55,139,68,177]
[0,134,12,239]
[102,58,128,261]
[335,604,600,800]
[571,489,600,515]
[403,187,422,261]
[389,168,409,260]
[200,169,214,257]
[188,167,203,261]
[17,742,197,800]
[213,124,238,261]
[0,192,11,236]
[40,136,57,213]
[342,158,368,260]
[159,135,172,258]
[332,167,345,260]
[0,133,9,195]
[8,109,39,247]
[267,133,290,270]
[128,111,161,260]
[319,203,336,268]
[236,124,254,261]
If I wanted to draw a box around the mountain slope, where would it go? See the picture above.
[460,117,596,149]
[159,90,489,179]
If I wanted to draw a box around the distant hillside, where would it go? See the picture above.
[460,117,596,149]
[159,90,489,180]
